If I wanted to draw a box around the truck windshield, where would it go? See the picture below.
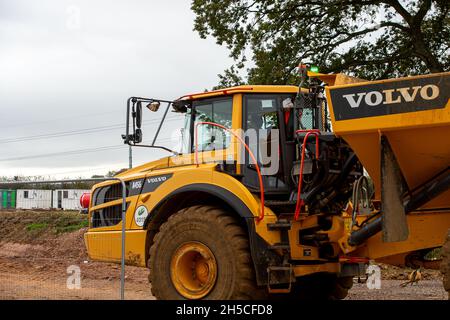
[180,98,233,154]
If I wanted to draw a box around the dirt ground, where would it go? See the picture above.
[0,209,153,300]
[0,210,447,300]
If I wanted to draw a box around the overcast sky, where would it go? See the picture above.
[0,0,233,179]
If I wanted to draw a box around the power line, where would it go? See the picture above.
[0,108,124,129]
[2,99,183,129]
[0,145,125,162]
[0,117,182,144]
[17,166,123,177]
[0,137,175,162]
[0,124,124,143]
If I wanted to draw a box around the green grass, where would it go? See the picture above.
[424,247,442,260]
[55,219,88,234]
[22,211,89,235]
[26,222,48,232]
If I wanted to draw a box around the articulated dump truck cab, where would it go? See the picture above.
[84,72,450,300]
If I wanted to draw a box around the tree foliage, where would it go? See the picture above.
[192,0,450,86]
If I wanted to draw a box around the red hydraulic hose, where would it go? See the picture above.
[194,122,265,222]
[294,129,320,220]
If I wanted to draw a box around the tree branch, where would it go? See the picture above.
[414,0,432,24]
[383,0,413,25]
[318,21,407,50]
[378,21,409,32]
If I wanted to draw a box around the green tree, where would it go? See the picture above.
[192,0,450,86]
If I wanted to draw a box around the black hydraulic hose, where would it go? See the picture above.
[306,152,357,207]
[404,172,450,213]
[349,171,449,246]
[348,216,382,246]
[336,153,358,183]
[303,159,329,204]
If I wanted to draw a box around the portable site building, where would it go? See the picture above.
[15,189,90,210]
[16,189,52,209]
[52,189,90,210]
[0,189,16,209]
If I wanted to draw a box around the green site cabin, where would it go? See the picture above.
[0,189,16,209]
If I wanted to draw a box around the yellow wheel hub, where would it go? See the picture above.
[170,241,217,299]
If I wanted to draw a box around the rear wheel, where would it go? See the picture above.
[441,229,450,300]
[289,274,353,300]
[330,276,354,299]
[148,205,265,300]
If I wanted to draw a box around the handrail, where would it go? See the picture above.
[294,129,320,220]
[194,122,265,222]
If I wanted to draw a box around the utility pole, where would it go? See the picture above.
[128,145,132,169]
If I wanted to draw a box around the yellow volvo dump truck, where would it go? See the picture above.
[84,69,450,300]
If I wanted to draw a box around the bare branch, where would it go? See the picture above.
[414,0,432,24]
[383,0,413,24]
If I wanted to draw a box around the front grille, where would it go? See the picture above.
[90,183,130,228]
[91,204,124,228]
[92,183,126,206]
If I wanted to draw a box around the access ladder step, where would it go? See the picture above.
[268,243,290,251]
[265,200,297,207]
[267,264,293,294]
[267,221,292,230]
[268,266,292,271]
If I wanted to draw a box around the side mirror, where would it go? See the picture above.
[123,100,143,144]
[134,128,142,143]
[136,101,142,128]
[147,101,160,112]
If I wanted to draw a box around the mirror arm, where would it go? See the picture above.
[123,96,179,153]
[132,144,180,156]
[151,102,171,146]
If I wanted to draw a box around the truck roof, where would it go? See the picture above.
[177,85,300,101]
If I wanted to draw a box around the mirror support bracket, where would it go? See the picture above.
[123,96,180,156]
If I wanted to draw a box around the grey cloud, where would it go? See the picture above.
[0,0,231,177]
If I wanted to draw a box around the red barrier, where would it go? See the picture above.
[80,192,91,209]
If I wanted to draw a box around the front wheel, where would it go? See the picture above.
[148,205,265,300]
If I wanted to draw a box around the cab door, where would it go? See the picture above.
[241,94,295,194]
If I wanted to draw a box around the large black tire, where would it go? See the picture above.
[330,276,354,300]
[148,205,265,300]
[441,229,450,300]
[289,274,353,300]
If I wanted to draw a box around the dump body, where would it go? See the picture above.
[325,72,450,208]
[322,71,450,259]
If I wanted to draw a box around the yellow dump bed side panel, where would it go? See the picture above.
[326,72,450,207]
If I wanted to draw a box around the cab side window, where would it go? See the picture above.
[245,97,279,162]
[193,98,233,152]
